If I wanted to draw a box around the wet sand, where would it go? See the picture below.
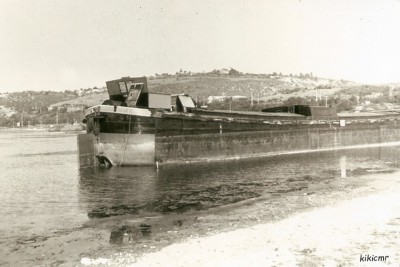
[3,171,400,266]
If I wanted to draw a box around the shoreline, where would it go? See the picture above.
[2,168,399,266]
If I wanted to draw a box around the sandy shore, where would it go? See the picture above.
[102,173,400,267]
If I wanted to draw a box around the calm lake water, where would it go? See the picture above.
[1,129,400,249]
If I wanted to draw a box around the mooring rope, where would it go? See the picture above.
[119,114,132,166]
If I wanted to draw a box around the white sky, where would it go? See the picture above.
[0,0,400,92]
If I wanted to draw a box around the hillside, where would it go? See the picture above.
[148,74,355,98]
[1,72,400,127]
[51,74,358,107]
[51,90,107,108]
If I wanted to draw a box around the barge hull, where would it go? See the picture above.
[79,119,400,167]
[97,133,155,166]
[155,123,400,164]
[78,133,96,168]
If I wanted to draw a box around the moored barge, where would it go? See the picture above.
[78,76,400,168]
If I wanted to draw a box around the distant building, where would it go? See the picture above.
[67,105,86,112]
[365,92,384,99]
[220,68,229,75]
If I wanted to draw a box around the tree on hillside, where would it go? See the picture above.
[229,68,240,76]
[284,97,309,106]
[336,99,355,112]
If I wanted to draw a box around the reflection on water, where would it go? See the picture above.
[340,156,347,178]
[79,145,400,219]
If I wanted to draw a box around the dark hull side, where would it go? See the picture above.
[155,123,400,163]
[78,107,400,167]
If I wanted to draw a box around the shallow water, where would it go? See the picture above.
[1,129,400,249]
[0,131,84,247]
